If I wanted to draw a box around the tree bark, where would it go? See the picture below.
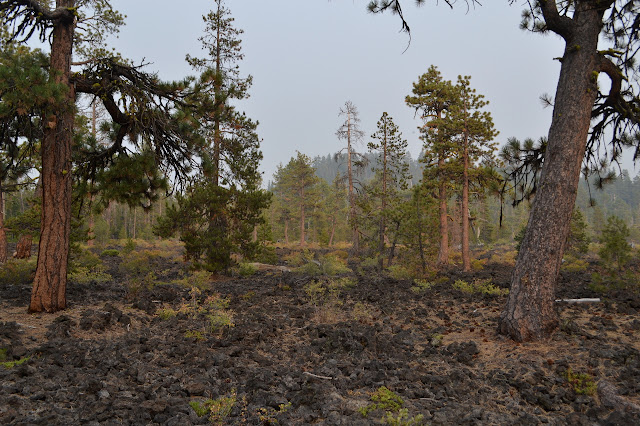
[436,152,449,265]
[498,3,603,341]
[29,0,75,313]
[0,188,7,264]
[299,188,306,247]
[461,121,470,272]
[15,234,32,259]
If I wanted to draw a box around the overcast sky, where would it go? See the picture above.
[103,0,635,183]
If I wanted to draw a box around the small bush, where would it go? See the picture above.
[101,249,120,257]
[388,265,412,280]
[190,390,237,423]
[184,330,205,341]
[410,279,435,294]
[157,308,177,320]
[171,270,211,290]
[471,258,486,271]
[359,257,380,270]
[122,238,137,255]
[453,279,508,296]
[561,256,589,273]
[69,248,102,272]
[382,408,424,426]
[238,262,258,277]
[565,368,596,395]
[359,386,404,417]
[68,266,113,285]
[0,258,37,285]
[1,356,31,369]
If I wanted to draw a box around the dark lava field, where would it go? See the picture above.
[1,244,639,425]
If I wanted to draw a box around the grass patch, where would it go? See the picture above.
[68,265,113,285]
[100,249,120,257]
[410,279,435,294]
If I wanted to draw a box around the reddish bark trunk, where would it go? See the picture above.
[15,235,32,259]
[461,132,470,272]
[29,1,76,313]
[0,189,6,264]
[498,4,603,341]
[436,153,449,265]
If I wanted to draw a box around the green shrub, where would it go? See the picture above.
[382,408,424,426]
[388,265,412,280]
[359,386,404,417]
[599,216,632,271]
[359,257,379,270]
[101,249,120,257]
[410,279,435,294]
[171,270,211,290]
[68,266,113,285]
[157,308,177,320]
[238,262,258,277]
[565,368,596,395]
[1,356,30,369]
[0,258,37,285]
[453,279,508,296]
[190,390,237,423]
[122,238,137,255]
[561,256,589,273]
[69,248,102,273]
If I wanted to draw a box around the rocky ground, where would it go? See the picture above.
[1,245,639,425]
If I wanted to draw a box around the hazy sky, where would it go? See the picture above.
[104,1,627,182]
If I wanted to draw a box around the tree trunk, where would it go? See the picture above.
[498,5,602,341]
[461,129,470,272]
[436,153,449,265]
[299,202,306,247]
[328,216,336,247]
[284,218,289,245]
[15,234,32,259]
[0,188,7,264]
[29,1,75,313]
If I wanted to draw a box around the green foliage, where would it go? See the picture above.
[453,279,508,296]
[100,249,120,257]
[68,266,113,285]
[184,330,206,341]
[388,264,412,280]
[0,258,37,285]
[190,389,237,424]
[599,215,632,271]
[410,279,435,294]
[293,253,351,276]
[171,270,212,290]
[157,308,177,320]
[561,256,589,273]
[257,401,292,424]
[1,356,31,369]
[122,238,137,255]
[382,408,424,426]
[359,386,404,417]
[238,262,258,276]
[565,368,596,396]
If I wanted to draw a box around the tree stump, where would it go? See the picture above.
[14,234,32,259]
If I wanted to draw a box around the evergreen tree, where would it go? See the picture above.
[406,66,458,266]
[2,1,199,312]
[271,152,321,247]
[446,75,498,271]
[599,215,632,272]
[365,112,410,268]
[155,0,270,271]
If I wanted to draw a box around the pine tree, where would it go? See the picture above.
[155,0,270,271]
[2,1,199,312]
[406,66,458,266]
[446,75,498,272]
[366,112,410,268]
[271,152,321,247]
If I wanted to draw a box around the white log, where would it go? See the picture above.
[555,298,601,303]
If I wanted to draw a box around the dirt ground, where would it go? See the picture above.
[1,246,639,425]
